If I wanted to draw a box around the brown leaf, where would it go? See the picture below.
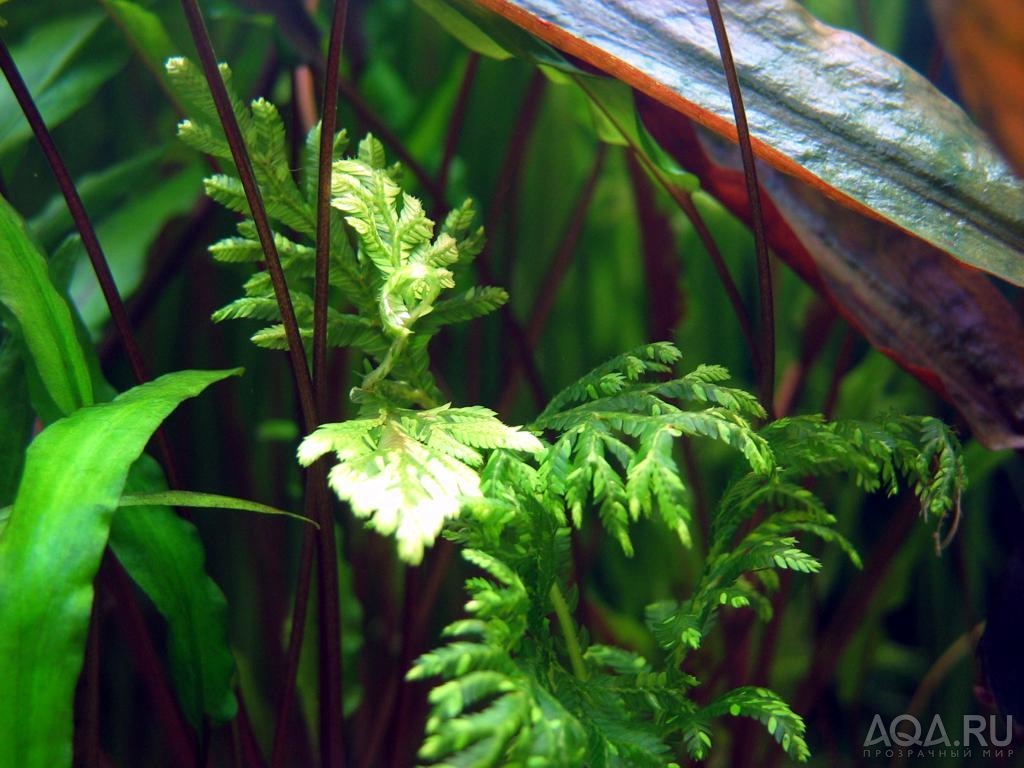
[931,0,1024,178]
[640,96,1024,449]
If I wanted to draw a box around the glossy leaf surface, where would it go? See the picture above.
[464,0,1024,286]
[642,103,1024,449]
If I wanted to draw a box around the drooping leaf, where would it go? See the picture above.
[108,456,237,725]
[118,490,315,526]
[0,195,93,416]
[0,367,240,768]
[642,106,1024,450]
[457,0,1024,285]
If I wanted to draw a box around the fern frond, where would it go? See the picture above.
[537,342,682,422]
[415,286,509,334]
[684,687,810,761]
[298,409,540,563]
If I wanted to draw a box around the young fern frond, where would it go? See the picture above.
[298,407,542,563]
[681,687,811,761]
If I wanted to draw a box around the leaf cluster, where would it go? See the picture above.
[412,345,964,766]
[168,62,967,766]
[167,57,506,408]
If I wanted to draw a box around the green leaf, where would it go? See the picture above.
[108,456,237,725]
[99,0,176,78]
[0,13,129,156]
[0,367,240,768]
[0,195,93,415]
[460,0,1024,285]
[65,165,204,335]
[118,489,317,526]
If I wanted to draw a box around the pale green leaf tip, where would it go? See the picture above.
[297,430,333,466]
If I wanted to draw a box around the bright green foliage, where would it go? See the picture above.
[172,63,966,765]
[534,343,771,555]
[170,58,531,564]
[410,346,964,767]
[0,194,93,416]
[299,405,542,563]
[168,58,498,411]
[0,368,240,768]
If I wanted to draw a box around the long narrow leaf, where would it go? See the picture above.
[0,194,92,415]
[0,367,240,768]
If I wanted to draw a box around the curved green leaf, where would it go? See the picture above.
[118,489,317,526]
[461,0,1024,285]
[108,456,238,726]
[0,367,240,768]
[0,195,93,415]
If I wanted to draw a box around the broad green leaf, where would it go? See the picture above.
[0,14,129,156]
[460,0,1024,285]
[0,195,93,415]
[65,164,204,335]
[0,367,240,768]
[109,456,238,725]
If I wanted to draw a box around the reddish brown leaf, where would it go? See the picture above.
[640,97,1024,449]
[931,0,1024,179]
[463,0,1024,286]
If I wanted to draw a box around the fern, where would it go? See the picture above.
[175,59,967,765]
[298,406,542,564]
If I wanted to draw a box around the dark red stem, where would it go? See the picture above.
[705,0,775,416]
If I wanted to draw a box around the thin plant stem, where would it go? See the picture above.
[176,4,346,768]
[312,5,350,759]
[469,70,546,406]
[338,77,445,202]
[75,599,102,768]
[705,0,776,416]
[102,556,198,767]
[177,0,317,431]
[271,528,316,768]
[0,38,183,489]
[570,74,759,378]
[549,583,588,681]
[436,52,480,200]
